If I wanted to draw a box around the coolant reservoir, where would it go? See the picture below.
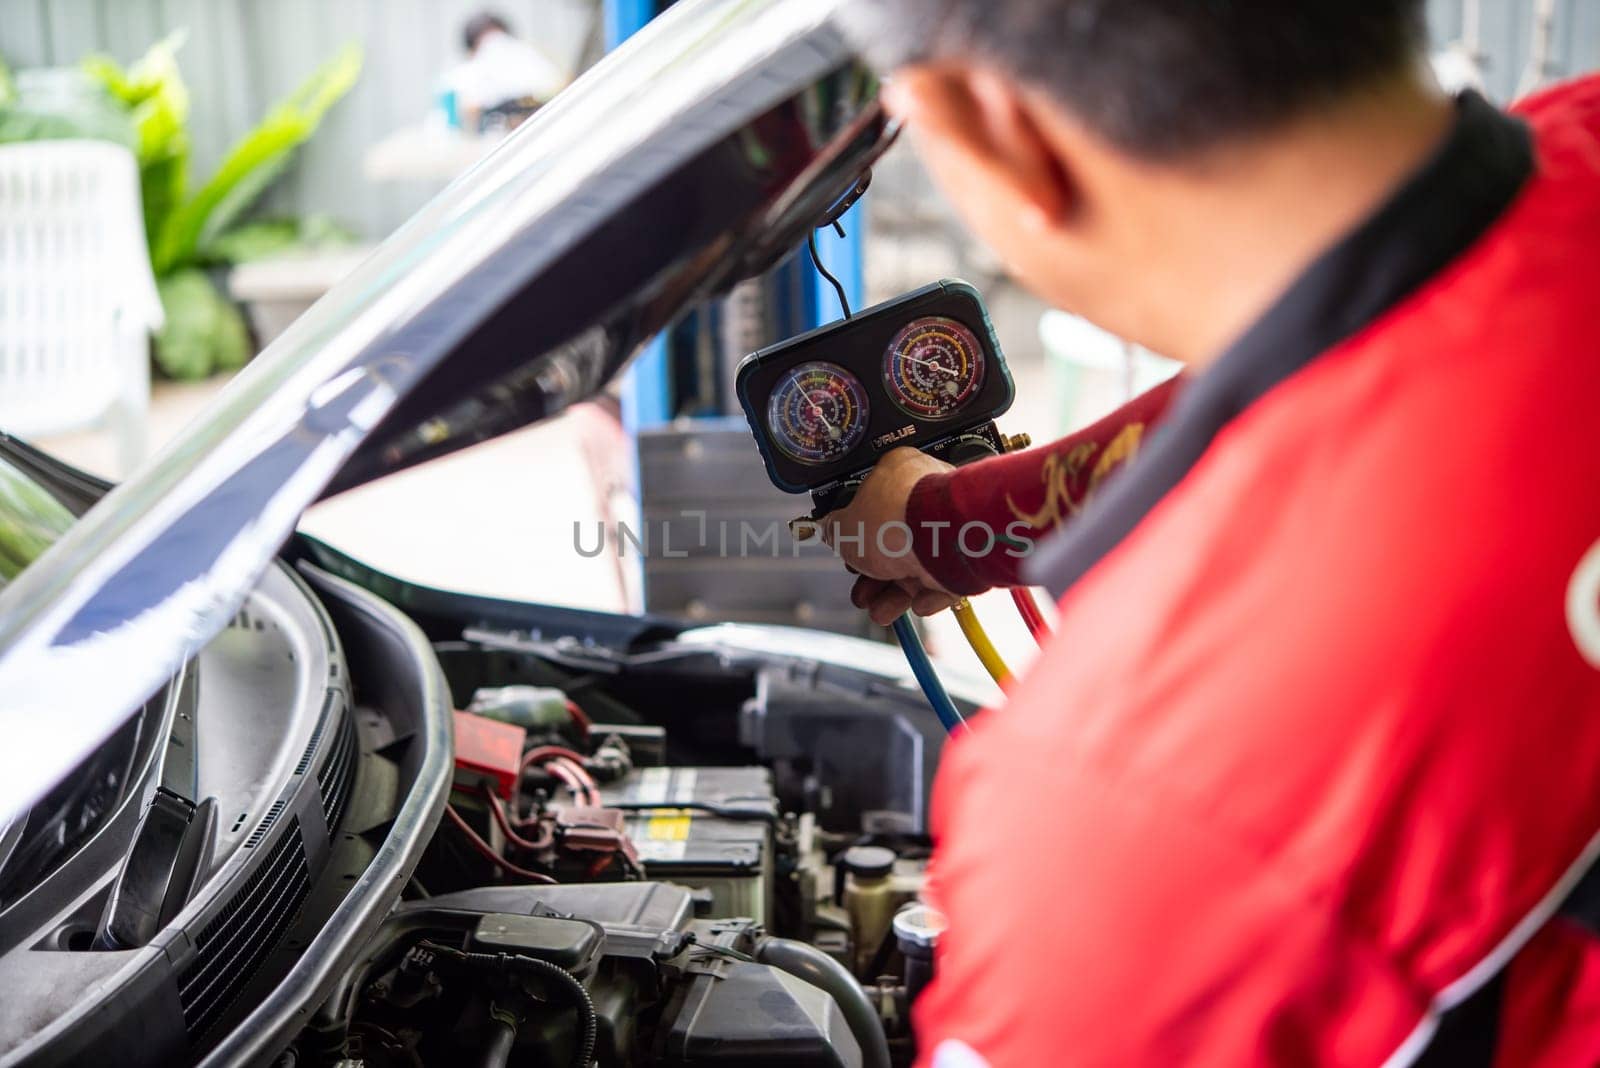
[841,845,900,976]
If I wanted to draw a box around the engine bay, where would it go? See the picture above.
[0,507,966,1068]
[299,614,958,1068]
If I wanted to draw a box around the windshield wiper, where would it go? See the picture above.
[99,664,216,949]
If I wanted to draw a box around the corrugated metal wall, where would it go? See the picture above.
[1429,0,1600,100]
[0,0,598,238]
[1,0,1596,241]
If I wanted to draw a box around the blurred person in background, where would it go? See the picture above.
[446,11,567,132]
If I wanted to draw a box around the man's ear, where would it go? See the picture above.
[886,64,1075,232]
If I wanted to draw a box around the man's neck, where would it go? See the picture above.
[1099,75,1458,367]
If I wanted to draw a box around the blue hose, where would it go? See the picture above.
[892,615,967,735]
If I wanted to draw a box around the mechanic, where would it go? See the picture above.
[825,2,1600,1065]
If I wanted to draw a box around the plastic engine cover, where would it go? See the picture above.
[661,958,864,1066]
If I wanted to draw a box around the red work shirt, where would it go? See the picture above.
[909,81,1600,1067]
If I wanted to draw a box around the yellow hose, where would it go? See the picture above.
[952,599,1012,685]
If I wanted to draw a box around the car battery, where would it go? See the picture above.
[599,765,778,923]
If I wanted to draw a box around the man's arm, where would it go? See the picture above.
[823,375,1183,622]
[909,374,1184,594]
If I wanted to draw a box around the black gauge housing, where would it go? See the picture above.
[736,280,1015,498]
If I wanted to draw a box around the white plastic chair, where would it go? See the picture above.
[0,140,163,475]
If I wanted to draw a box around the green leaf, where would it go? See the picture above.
[0,58,138,150]
[201,213,356,265]
[0,455,75,588]
[139,149,188,259]
[82,31,189,111]
[82,33,191,254]
[153,43,361,274]
[201,218,301,264]
[153,268,251,380]
[0,101,137,150]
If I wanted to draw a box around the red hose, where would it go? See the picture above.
[553,757,602,806]
[564,699,593,735]
[543,759,586,801]
[1011,587,1049,644]
[520,745,592,772]
[521,744,601,805]
[444,804,556,883]
[484,790,553,851]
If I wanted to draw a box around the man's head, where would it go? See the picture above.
[845,1,1428,159]
[463,12,513,55]
[841,1,1438,361]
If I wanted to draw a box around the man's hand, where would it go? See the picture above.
[820,447,960,626]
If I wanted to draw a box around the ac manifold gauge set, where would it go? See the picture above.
[737,280,1021,515]
[736,279,1050,733]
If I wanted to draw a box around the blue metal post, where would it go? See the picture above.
[603,0,867,621]
[603,0,658,53]
[805,201,867,326]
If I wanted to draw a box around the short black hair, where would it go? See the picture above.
[840,0,1430,158]
[463,12,513,53]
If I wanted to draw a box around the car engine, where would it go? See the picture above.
[297,625,954,1068]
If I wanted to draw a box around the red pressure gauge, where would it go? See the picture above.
[882,316,986,420]
[765,360,871,465]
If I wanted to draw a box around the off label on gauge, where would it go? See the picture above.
[766,361,870,465]
[883,316,986,420]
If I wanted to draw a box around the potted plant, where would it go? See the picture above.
[0,36,361,380]
[84,36,362,380]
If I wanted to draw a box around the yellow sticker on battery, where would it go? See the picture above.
[646,808,693,841]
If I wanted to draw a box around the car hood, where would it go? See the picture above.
[0,0,890,824]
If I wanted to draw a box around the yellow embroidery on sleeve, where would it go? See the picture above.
[1004,422,1146,533]
[1086,423,1145,498]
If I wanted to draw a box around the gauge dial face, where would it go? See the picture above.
[766,361,870,465]
[883,316,986,420]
